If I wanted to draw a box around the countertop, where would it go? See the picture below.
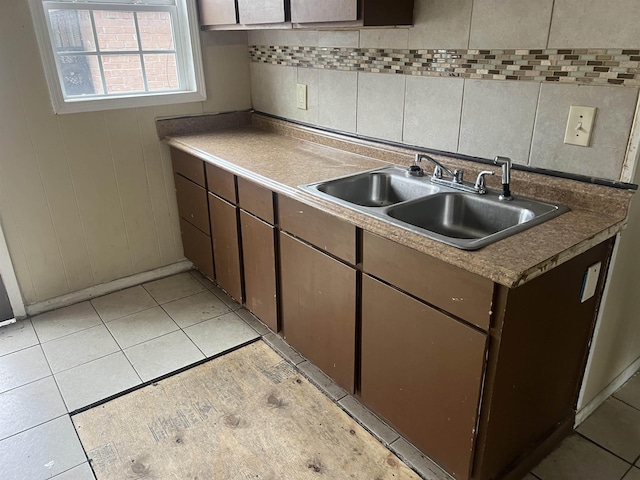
[162,113,635,288]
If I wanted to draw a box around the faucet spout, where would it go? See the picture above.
[416,154,463,183]
[493,156,512,200]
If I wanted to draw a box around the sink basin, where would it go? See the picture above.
[302,166,440,207]
[386,192,567,249]
[299,165,569,250]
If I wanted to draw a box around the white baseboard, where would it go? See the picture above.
[25,260,193,317]
[575,355,640,426]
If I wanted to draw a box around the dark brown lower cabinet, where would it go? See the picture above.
[208,192,242,302]
[179,219,214,280]
[360,274,487,480]
[279,232,356,393]
[240,210,278,331]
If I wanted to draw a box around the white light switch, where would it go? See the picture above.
[296,84,307,110]
[580,262,602,303]
[564,105,596,147]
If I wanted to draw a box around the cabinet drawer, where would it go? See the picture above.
[362,231,494,330]
[174,174,209,234]
[361,274,486,479]
[180,219,214,280]
[278,195,355,264]
[206,163,236,203]
[171,148,205,187]
[237,177,274,224]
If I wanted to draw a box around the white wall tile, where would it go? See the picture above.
[318,69,358,133]
[458,80,540,164]
[469,0,554,49]
[409,0,473,49]
[549,0,640,49]
[403,76,464,152]
[360,29,408,50]
[294,68,319,125]
[357,73,406,142]
[318,31,360,48]
[250,62,297,119]
[530,84,639,180]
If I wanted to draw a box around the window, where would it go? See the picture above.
[29,0,206,113]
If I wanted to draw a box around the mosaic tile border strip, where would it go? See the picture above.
[249,45,640,87]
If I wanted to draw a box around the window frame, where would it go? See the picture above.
[29,0,206,114]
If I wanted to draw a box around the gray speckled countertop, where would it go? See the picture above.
[163,114,635,288]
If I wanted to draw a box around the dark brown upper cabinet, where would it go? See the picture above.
[291,0,414,26]
[198,0,238,26]
[199,0,413,29]
[237,0,287,25]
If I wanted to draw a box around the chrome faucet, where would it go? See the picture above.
[493,156,512,201]
[414,153,464,183]
[409,153,492,195]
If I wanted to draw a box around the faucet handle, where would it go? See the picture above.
[474,170,495,194]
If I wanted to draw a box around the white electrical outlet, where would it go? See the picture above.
[296,84,307,110]
[564,105,596,147]
[580,262,602,303]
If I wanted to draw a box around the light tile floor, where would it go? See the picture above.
[1,269,640,480]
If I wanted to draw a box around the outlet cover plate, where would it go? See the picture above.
[564,105,596,147]
[296,84,307,110]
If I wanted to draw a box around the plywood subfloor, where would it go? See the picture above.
[73,340,420,480]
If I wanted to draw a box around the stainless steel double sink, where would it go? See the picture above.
[299,165,569,250]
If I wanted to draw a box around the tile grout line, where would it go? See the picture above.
[575,430,636,466]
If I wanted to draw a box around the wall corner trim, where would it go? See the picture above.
[575,354,640,426]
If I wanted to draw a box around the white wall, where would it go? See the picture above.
[0,1,251,305]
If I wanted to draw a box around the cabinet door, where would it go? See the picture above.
[180,219,214,280]
[237,0,285,24]
[174,174,209,234]
[280,232,356,392]
[209,193,242,302]
[240,211,277,332]
[360,274,487,480]
[198,0,237,26]
[291,0,357,23]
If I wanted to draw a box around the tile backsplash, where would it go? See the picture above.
[246,0,640,183]
[250,46,640,87]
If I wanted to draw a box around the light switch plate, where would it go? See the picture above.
[580,262,602,303]
[564,105,596,147]
[296,84,307,110]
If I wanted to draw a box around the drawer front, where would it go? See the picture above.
[362,231,494,330]
[237,177,274,224]
[180,219,214,280]
[278,195,356,264]
[205,163,236,203]
[171,148,205,187]
[174,174,209,234]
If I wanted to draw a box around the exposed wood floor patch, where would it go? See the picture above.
[73,340,420,479]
